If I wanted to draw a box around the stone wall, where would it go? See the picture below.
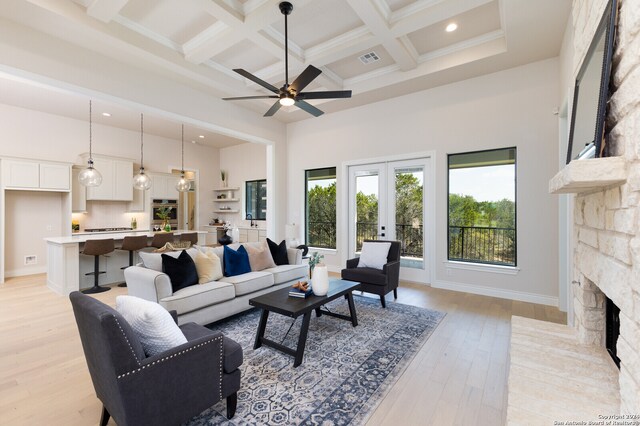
[572,0,640,414]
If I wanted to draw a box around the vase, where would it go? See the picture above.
[218,234,232,245]
[311,264,329,296]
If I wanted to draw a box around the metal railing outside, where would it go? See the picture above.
[448,225,516,266]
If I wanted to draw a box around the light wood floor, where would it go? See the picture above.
[0,274,566,426]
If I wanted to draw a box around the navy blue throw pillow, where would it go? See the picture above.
[224,245,251,277]
[162,250,199,293]
[267,238,289,265]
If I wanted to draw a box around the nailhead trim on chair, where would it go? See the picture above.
[113,317,141,366]
[116,336,223,379]
[219,338,224,400]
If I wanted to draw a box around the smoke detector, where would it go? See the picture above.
[358,51,380,65]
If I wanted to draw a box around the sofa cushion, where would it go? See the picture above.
[160,281,235,315]
[341,267,388,286]
[220,271,274,296]
[162,250,199,292]
[194,250,223,283]
[263,264,308,285]
[246,242,277,271]
[116,295,187,357]
[267,238,289,265]
[223,245,251,277]
[139,248,199,272]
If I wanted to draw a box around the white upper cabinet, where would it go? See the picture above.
[71,167,87,212]
[1,158,70,191]
[84,155,133,201]
[150,173,179,200]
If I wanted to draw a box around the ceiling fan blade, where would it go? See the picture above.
[297,90,352,100]
[223,95,279,100]
[233,69,279,94]
[289,65,322,93]
[295,100,324,117]
[264,101,282,117]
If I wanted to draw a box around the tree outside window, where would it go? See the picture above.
[305,167,337,249]
[448,148,516,266]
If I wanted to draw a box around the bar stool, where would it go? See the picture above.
[117,235,149,287]
[150,232,174,249]
[82,238,115,294]
[180,232,198,245]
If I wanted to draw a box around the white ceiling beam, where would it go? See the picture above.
[390,0,494,36]
[86,0,129,23]
[346,0,417,71]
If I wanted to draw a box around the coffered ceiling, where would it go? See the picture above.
[1,0,570,125]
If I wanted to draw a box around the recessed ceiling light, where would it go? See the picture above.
[102,112,111,117]
[199,135,205,139]
[446,23,458,32]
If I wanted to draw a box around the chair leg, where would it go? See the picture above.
[380,294,386,308]
[393,288,398,299]
[226,392,238,419]
[99,405,110,426]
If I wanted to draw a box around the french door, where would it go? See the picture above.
[348,158,430,283]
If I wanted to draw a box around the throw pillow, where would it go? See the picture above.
[223,245,251,277]
[115,295,187,357]
[162,250,199,292]
[246,242,277,271]
[266,238,289,265]
[140,248,198,272]
[194,250,223,283]
[358,242,392,270]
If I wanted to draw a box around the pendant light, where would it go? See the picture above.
[132,113,152,190]
[175,124,191,192]
[78,100,103,187]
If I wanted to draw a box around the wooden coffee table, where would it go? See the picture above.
[248,278,360,367]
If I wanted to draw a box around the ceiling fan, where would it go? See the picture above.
[222,1,352,117]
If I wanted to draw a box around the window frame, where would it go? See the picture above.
[305,166,337,249]
[446,147,517,267]
[245,179,267,221]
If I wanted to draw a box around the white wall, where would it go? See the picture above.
[4,190,64,276]
[217,142,267,229]
[286,58,560,304]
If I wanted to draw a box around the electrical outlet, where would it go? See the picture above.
[446,268,452,276]
[25,255,37,265]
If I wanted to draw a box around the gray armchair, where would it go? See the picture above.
[69,291,242,426]
[341,240,401,308]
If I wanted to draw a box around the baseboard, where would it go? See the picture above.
[432,279,559,307]
[5,266,47,278]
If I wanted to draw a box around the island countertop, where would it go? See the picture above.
[45,230,207,245]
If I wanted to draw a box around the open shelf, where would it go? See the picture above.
[213,209,239,213]
[213,187,239,192]
[213,198,239,202]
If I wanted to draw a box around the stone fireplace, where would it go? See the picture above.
[569,0,640,414]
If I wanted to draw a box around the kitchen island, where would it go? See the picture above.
[44,230,207,295]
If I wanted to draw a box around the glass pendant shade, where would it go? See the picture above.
[175,174,191,192]
[79,100,102,187]
[176,124,191,192]
[133,167,152,190]
[78,161,102,187]
[133,113,152,190]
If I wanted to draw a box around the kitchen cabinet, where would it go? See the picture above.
[71,167,87,212]
[84,155,133,201]
[150,173,179,200]
[127,188,146,212]
[1,158,70,191]
[238,228,267,243]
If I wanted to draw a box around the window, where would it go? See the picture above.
[305,167,337,249]
[448,147,516,266]
[245,179,266,220]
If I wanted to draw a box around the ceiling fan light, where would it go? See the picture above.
[133,167,152,190]
[279,96,295,106]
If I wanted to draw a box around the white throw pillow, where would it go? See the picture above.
[357,242,391,270]
[194,250,223,283]
[116,295,187,357]
[139,248,199,272]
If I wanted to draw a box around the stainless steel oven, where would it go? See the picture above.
[151,199,178,230]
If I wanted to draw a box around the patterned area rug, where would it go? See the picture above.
[186,295,445,426]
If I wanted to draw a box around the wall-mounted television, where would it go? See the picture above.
[566,0,618,164]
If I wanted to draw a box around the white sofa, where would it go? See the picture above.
[124,242,307,325]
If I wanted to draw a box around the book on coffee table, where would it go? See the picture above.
[288,288,313,298]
